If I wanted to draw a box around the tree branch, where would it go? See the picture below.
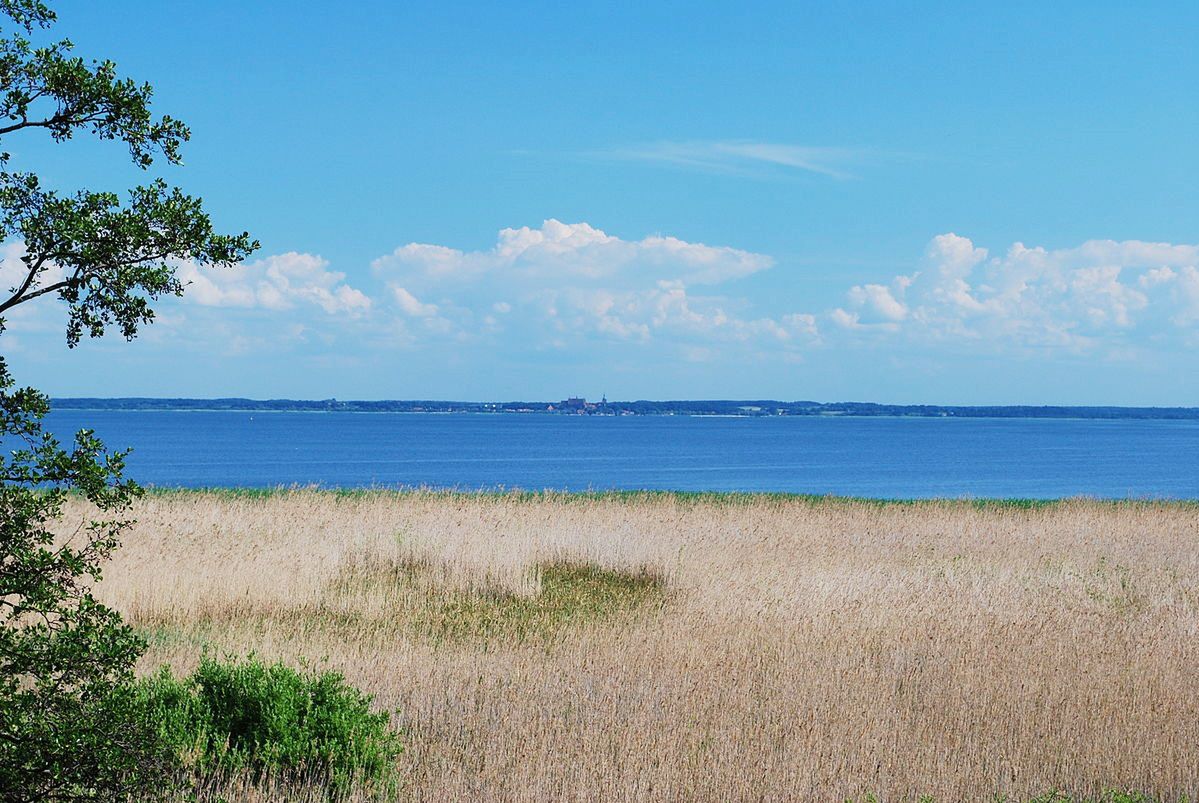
[0,277,72,311]
[0,252,51,313]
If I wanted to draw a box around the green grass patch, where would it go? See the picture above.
[415,561,667,642]
[135,559,669,650]
[333,556,669,643]
[139,486,1199,509]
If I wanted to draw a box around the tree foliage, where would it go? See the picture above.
[0,374,172,802]
[0,2,256,799]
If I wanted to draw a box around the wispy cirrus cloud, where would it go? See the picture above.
[593,140,865,179]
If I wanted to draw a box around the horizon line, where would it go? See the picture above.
[46,396,1199,411]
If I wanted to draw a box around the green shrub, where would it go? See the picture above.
[132,655,402,799]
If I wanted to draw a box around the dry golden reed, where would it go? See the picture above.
[75,490,1199,802]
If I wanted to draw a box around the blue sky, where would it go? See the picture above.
[5,0,1199,404]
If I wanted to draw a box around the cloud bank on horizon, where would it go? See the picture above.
[4,220,1199,372]
[833,234,1199,352]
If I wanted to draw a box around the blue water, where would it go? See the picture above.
[37,410,1199,499]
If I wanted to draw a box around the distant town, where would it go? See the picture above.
[50,396,1199,420]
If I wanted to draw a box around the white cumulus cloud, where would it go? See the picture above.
[373,219,772,287]
[833,234,1199,351]
[370,219,807,356]
[392,286,439,317]
[179,252,370,316]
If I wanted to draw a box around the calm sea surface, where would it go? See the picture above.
[38,410,1199,499]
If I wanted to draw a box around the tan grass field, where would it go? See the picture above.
[78,490,1199,801]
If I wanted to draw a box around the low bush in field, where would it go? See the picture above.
[132,655,401,799]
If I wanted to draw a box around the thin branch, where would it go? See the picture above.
[0,277,72,310]
[0,252,51,313]
[0,108,105,137]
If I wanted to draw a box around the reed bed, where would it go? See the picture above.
[75,490,1199,801]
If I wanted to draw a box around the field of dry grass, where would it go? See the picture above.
[77,490,1199,801]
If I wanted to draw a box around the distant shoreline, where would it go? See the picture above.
[48,397,1199,420]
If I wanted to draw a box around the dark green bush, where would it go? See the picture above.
[132,655,402,798]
